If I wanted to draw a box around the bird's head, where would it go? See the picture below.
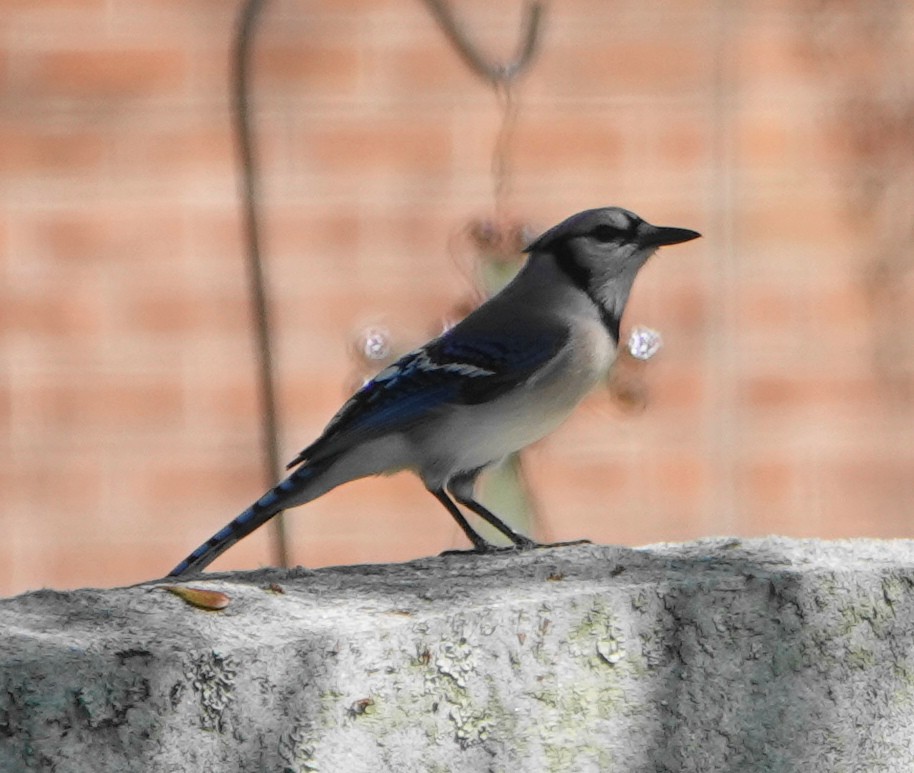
[523,206,701,339]
[524,206,700,278]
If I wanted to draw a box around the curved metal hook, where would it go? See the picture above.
[422,0,546,86]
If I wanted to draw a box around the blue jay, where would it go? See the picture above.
[169,207,700,576]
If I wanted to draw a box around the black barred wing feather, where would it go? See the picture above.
[429,328,567,404]
[286,323,568,468]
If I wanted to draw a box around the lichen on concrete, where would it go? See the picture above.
[4,539,914,771]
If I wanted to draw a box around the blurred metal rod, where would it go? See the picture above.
[231,0,290,568]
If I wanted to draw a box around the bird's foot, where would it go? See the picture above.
[439,538,589,557]
[535,538,592,549]
[439,544,507,557]
[512,535,540,551]
[439,537,539,557]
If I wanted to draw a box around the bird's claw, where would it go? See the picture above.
[439,536,542,557]
[536,538,592,549]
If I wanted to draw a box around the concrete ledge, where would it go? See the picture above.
[3,537,914,771]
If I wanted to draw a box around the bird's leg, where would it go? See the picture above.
[448,473,539,550]
[428,487,496,553]
[457,497,539,550]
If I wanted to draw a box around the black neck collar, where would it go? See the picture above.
[552,245,621,345]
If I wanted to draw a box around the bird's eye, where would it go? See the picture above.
[590,224,622,242]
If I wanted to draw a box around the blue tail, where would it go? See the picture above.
[167,463,319,577]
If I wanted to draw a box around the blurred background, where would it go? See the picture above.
[1,0,913,596]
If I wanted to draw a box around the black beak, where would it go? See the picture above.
[639,224,702,248]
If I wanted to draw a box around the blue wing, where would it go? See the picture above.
[286,321,569,468]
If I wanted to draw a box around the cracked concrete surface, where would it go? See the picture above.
[3,538,914,771]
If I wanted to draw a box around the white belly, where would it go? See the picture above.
[416,317,615,486]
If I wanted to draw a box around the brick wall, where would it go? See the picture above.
[1,0,912,595]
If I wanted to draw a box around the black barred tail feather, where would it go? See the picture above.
[167,463,321,577]
[167,498,281,577]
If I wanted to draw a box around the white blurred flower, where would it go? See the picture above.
[627,325,663,361]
